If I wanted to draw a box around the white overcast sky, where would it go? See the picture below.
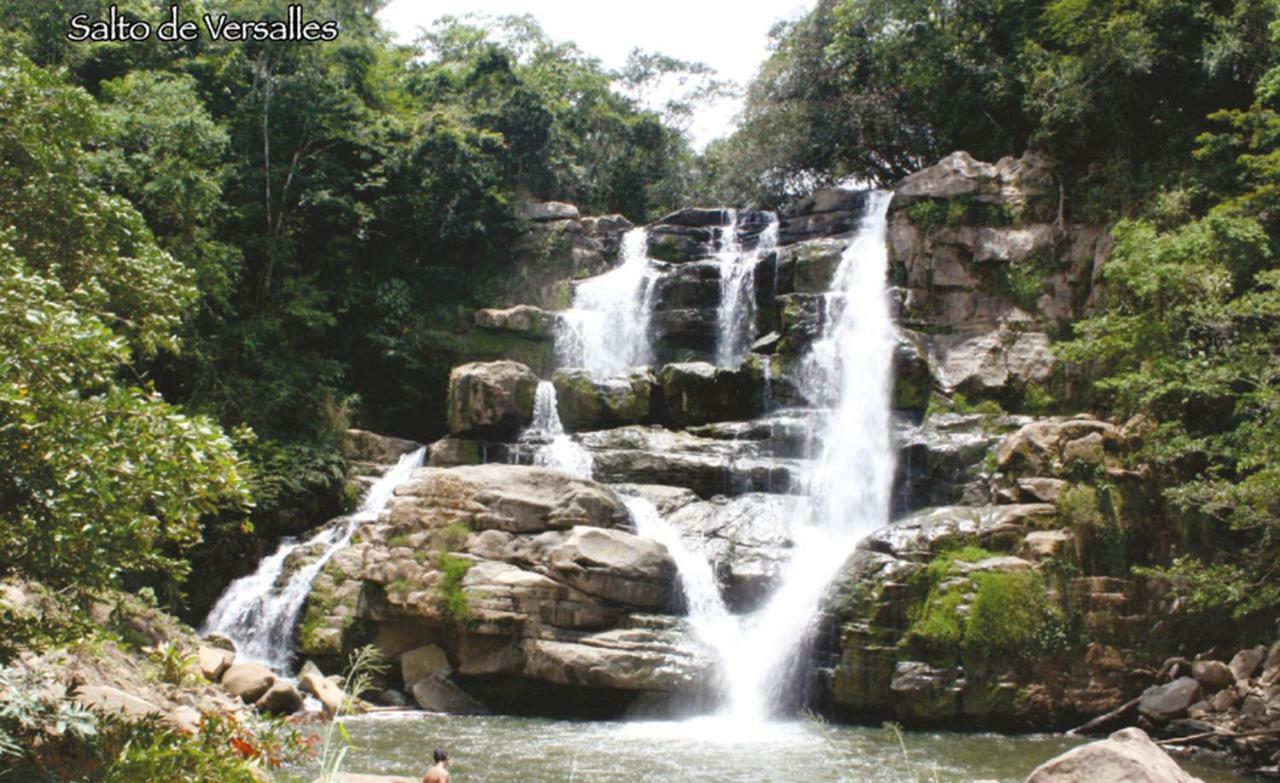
[376,0,816,149]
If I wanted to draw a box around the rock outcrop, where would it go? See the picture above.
[295,463,715,717]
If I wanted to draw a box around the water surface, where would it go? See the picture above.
[286,713,1244,783]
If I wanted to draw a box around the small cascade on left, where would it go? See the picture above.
[202,446,426,672]
[518,381,593,479]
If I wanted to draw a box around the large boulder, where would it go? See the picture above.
[401,644,451,689]
[995,416,1121,476]
[220,662,275,704]
[1138,677,1203,723]
[446,361,539,440]
[474,305,558,340]
[254,681,304,715]
[552,368,657,432]
[299,670,345,717]
[1023,728,1204,783]
[343,429,423,465]
[197,645,234,682]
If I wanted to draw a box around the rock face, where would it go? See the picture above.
[889,151,1108,405]
[1023,728,1204,783]
[295,463,712,717]
[446,361,539,439]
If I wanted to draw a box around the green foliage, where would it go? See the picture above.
[907,547,1072,658]
[0,664,301,781]
[436,552,473,623]
[1057,485,1103,527]
[707,0,1278,208]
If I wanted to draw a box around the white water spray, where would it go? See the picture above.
[720,191,895,721]
[557,229,656,376]
[523,381,593,479]
[202,447,426,672]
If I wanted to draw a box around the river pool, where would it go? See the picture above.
[284,712,1245,782]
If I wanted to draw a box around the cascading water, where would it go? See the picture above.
[556,228,656,376]
[718,191,895,721]
[715,211,778,368]
[522,381,593,479]
[202,447,426,672]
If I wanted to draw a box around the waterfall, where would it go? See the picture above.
[557,228,656,376]
[719,191,895,721]
[715,212,777,368]
[523,381,593,479]
[202,447,426,672]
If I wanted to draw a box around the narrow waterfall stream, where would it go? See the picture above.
[202,447,426,672]
[715,211,777,368]
[523,381,593,479]
[724,192,896,720]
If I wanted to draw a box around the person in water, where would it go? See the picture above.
[423,748,450,782]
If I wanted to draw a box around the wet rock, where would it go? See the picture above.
[658,362,761,427]
[474,305,558,340]
[254,681,304,715]
[651,261,720,309]
[893,330,933,410]
[200,633,237,653]
[581,424,805,498]
[776,237,847,294]
[1024,727,1204,783]
[776,293,826,355]
[299,670,345,717]
[666,493,807,612]
[410,676,488,714]
[1190,660,1234,692]
[647,224,716,263]
[372,689,409,708]
[446,360,539,440]
[552,368,657,432]
[1138,677,1203,723]
[220,663,275,704]
[197,645,234,682]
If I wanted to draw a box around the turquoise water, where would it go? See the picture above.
[285,712,1244,782]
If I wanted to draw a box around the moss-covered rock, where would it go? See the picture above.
[552,368,657,432]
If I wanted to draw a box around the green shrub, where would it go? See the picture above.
[436,553,472,622]
[1057,485,1103,527]
[965,571,1060,657]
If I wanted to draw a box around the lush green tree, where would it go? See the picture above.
[0,54,249,591]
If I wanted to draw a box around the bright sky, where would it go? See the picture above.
[376,0,816,149]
